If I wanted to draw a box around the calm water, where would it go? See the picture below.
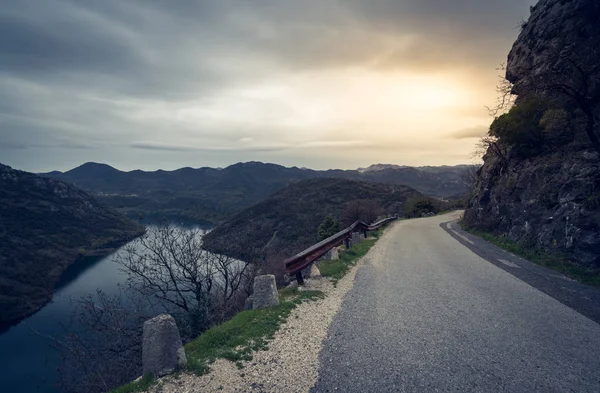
[0,222,209,393]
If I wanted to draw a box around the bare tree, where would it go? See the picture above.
[35,289,152,393]
[40,225,254,393]
[472,64,515,161]
[118,224,252,336]
[341,200,383,227]
[472,135,507,162]
[486,64,517,118]
[459,165,481,189]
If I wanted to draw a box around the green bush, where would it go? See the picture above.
[317,215,340,241]
[403,196,441,218]
[489,98,547,155]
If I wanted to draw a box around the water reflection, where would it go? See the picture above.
[0,222,210,393]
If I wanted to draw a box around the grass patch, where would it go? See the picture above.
[463,226,600,288]
[184,288,324,375]
[319,227,385,282]
[109,374,154,393]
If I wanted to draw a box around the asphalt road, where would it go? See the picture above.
[311,211,600,392]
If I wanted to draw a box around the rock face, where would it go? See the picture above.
[142,314,187,377]
[252,275,280,309]
[465,0,600,270]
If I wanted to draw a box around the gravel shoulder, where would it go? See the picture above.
[145,225,396,393]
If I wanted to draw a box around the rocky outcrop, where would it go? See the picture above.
[465,0,600,270]
[0,163,145,327]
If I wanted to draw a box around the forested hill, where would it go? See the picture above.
[201,178,425,262]
[0,163,144,327]
[43,162,471,224]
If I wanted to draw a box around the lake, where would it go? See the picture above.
[0,222,210,393]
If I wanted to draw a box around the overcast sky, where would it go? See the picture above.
[0,0,536,172]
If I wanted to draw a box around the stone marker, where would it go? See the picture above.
[252,274,279,309]
[309,263,321,278]
[302,262,322,279]
[351,232,362,245]
[330,247,339,260]
[142,314,187,377]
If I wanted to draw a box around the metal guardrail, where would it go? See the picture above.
[284,216,397,284]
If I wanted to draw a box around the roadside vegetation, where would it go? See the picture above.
[110,374,154,393]
[462,225,600,288]
[403,195,463,218]
[319,227,385,283]
[317,215,340,241]
[110,288,324,393]
[185,287,324,374]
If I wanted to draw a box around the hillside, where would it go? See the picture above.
[0,164,145,327]
[43,162,470,224]
[202,178,424,262]
[464,0,600,270]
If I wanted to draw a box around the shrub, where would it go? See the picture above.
[403,196,441,218]
[340,200,383,227]
[489,98,547,156]
[317,216,340,241]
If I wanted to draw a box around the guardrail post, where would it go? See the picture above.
[362,229,368,238]
[344,237,350,249]
[296,271,305,286]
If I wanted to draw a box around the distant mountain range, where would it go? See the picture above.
[42,162,472,224]
[0,164,144,327]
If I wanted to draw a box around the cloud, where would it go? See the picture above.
[129,141,288,153]
[299,140,373,148]
[447,126,489,139]
[0,0,536,172]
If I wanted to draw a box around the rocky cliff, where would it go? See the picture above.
[464,0,600,270]
[0,164,145,327]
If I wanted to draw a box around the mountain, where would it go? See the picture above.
[0,164,144,326]
[464,0,600,270]
[202,178,425,262]
[43,162,471,224]
[357,164,408,172]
